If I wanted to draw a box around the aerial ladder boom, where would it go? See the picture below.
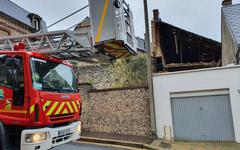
[0,30,113,62]
[0,0,139,62]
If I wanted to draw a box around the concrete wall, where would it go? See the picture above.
[153,65,240,142]
[0,14,32,36]
[79,86,152,137]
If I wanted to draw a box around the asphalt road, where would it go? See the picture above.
[52,142,126,150]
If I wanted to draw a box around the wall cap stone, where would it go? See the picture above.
[88,85,148,93]
[78,83,92,86]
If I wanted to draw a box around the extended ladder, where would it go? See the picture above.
[0,30,113,62]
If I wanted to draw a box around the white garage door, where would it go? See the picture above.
[171,94,235,141]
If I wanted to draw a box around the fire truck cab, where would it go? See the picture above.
[0,44,82,150]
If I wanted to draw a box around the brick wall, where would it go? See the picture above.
[79,85,152,137]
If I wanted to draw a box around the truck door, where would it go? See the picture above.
[0,54,27,125]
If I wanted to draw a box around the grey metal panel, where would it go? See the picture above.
[0,0,32,27]
[89,0,115,43]
[89,0,137,53]
[136,37,146,52]
[171,94,235,141]
[222,4,240,46]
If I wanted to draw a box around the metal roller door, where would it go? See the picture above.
[171,94,235,141]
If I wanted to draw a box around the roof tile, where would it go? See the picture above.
[222,4,240,45]
[0,0,32,28]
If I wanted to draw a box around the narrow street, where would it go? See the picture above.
[52,142,127,150]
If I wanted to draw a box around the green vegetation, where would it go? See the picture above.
[112,54,148,88]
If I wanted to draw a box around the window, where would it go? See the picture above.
[30,57,78,93]
[33,19,40,30]
[0,28,10,37]
[0,55,25,105]
[0,55,24,88]
[28,13,43,31]
[0,55,11,87]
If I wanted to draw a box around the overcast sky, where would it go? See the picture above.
[10,0,240,42]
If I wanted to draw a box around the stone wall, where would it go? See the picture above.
[0,14,32,36]
[77,63,116,89]
[80,86,152,137]
[78,83,92,100]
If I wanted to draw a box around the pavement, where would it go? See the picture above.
[171,141,240,150]
[74,133,240,150]
[50,133,240,150]
[81,132,154,144]
[151,140,240,150]
[52,142,127,150]
[51,132,159,150]
[77,132,160,150]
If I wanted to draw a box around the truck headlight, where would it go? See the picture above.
[25,132,48,143]
[77,124,81,133]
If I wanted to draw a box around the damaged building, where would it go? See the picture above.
[152,9,221,72]
[153,0,240,143]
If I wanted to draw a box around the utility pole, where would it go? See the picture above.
[143,0,156,137]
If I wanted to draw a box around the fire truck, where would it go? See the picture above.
[0,32,83,150]
[0,0,137,150]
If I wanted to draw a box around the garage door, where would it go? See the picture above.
[171,94,235,141]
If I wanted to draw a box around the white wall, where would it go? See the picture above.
[153,65,240,142]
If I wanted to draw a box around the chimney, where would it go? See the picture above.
[152,9,163,60]
[153,9,159,22]
[222,0,232,6]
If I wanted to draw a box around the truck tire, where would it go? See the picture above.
[0,121,10,150]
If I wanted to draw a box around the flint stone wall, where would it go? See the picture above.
[77,63,115,89]
[80,86,151,137]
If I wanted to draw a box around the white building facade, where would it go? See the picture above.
[153,65,240,142]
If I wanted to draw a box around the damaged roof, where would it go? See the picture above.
[222,4,240,45]
[159,21,221,65]
[0,0,32,27]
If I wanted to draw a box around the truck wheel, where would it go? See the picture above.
[0,122,13,150]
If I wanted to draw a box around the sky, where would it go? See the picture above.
[10,0,240,42]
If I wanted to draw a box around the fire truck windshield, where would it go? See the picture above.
[30,57,78,93]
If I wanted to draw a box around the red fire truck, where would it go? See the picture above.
[0,31,84,150]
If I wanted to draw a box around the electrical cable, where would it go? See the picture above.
[66,22,81,30]
[47,5,89,29]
